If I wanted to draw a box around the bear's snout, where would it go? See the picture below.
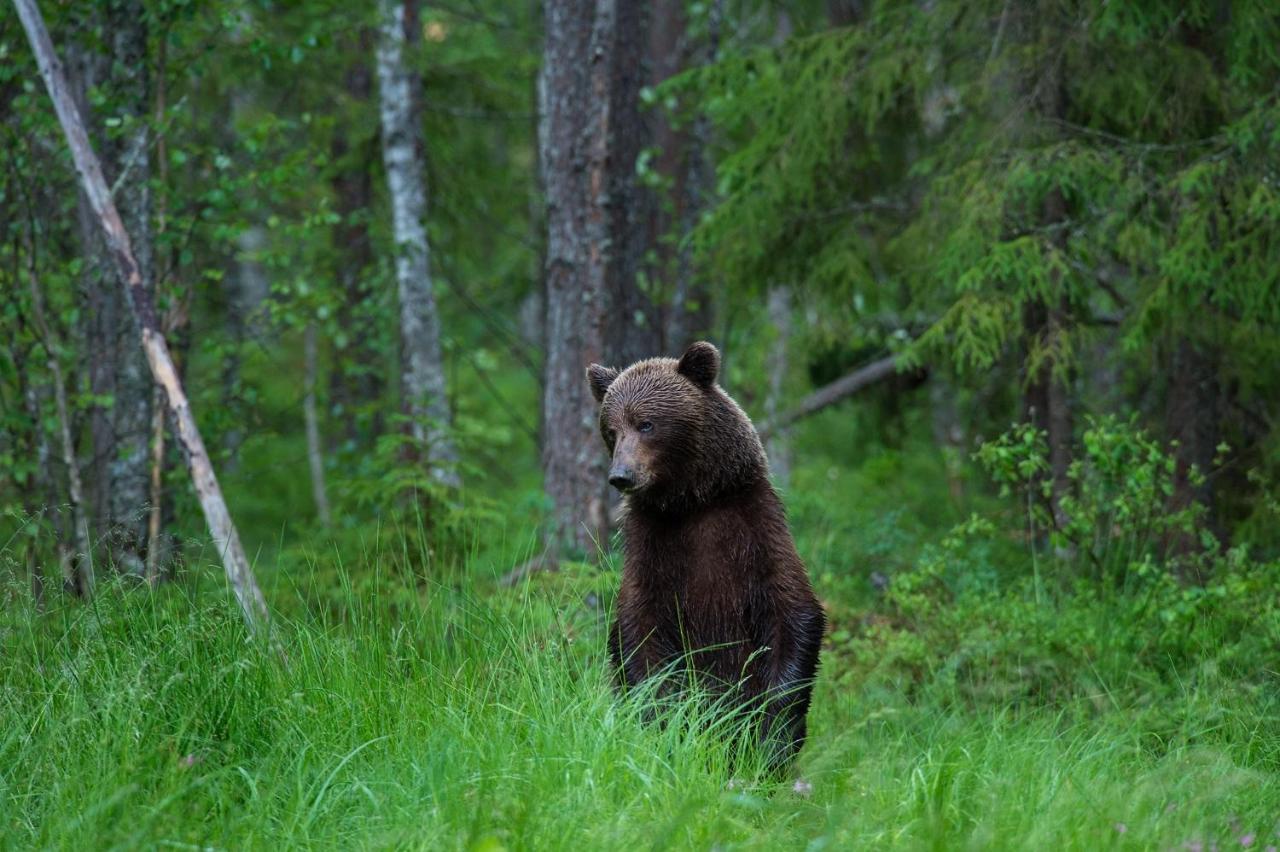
[608,465,636,492]
[608,433,648,492]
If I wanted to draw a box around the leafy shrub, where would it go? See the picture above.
[832,417,1280,705]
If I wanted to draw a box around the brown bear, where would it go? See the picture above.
[586,340,825,770]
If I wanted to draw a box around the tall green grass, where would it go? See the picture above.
[3,556,1277,851]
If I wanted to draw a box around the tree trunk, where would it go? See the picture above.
[329,34,383,447]
[146,30,176,584]
[1020,21,1073,536]
[375,0,460,486]
[304,322,333,527]
[16,0,274,640]
[25,237,95,596]
[604,2,655,364]
[1166,337,1221,564]
[17,369,51,608]
[69,0,155,577]
[144,385,167,584]
[764,285,793,488]
[21,378,67,602]
[540,0,647,555]
[67,29,113,553]
[656,0,720,353]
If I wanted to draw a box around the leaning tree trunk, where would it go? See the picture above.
[66,0,154,577]
[375,0,460,487]
[15,0,274,640]
[540,0,649,556]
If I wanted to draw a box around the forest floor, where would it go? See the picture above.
[3,440,1278,849]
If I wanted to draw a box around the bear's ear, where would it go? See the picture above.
[677,341,720,389]
[586,364,619,403]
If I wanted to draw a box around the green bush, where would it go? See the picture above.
[834,417,1280,706]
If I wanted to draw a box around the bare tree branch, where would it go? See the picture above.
[756,355,907,441]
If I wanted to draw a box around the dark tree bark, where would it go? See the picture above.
[16,0,274,640]
[1161,8,1230,567]
[376,0,460,485]
[1166,338,1221,564]
[1019,21,1073,535]
[19,366,68,602]
[540,0,648,555]
[66,0,154,576]
[24,235,94,595]
[329,34,383,447]
[604,2,657,365]
[1021,237,1074,534]
[646,0,719,354]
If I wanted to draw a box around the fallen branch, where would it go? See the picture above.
[15,0,274,643]
[756,355,909,440]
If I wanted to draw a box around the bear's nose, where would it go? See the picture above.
[608,467,636,492]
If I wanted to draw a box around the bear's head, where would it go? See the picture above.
[586,341,767,511]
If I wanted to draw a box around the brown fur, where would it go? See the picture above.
[587,342,825,769]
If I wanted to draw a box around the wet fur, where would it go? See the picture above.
[588,344,825,769]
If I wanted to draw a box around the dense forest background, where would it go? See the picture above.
[2,1,1279,848]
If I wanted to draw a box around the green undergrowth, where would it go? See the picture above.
[3,424,1278,849]
[2,561,1277,850]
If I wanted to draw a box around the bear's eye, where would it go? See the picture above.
[605,428,617,443]
[637,420,654,434]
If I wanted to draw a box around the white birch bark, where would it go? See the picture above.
[764,285,793,489]
[375,0,460,486]
[304,323,333,527]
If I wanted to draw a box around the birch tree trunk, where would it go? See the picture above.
[764,286,793,489]
[304,322,333,527]
[375,0,460,486]
[15,0,274,639]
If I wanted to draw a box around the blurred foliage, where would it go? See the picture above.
[832,417,1280,708]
